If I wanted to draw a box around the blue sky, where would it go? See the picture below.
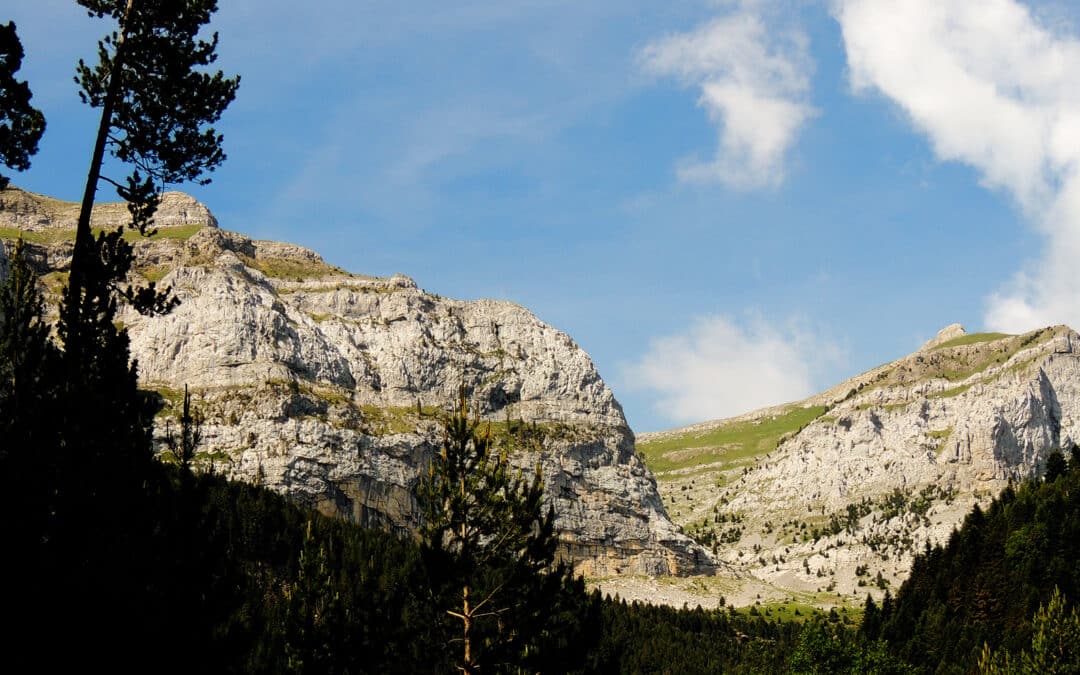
[5,0,1080,432]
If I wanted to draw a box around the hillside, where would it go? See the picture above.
[0,186,707,577]
[868,462,1080,672]
[634,323,1080,606]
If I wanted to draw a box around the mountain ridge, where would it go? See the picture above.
[0,186,710,577]
[634,321,1079,607]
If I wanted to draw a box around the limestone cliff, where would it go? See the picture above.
[640,324,1080,600]
[0,187,707,577]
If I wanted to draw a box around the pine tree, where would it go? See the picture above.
[282,520,348,675]
[0,21,45,189]
[1044,449,1067,482]
[419,394,565,674]
[64,0,239,369]
[0,239,53,443]
[166,383,203,474]
[978,587,1080,674]
[72,0,239,236]
[0,239,59,550]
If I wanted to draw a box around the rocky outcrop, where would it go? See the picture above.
[0,187,217,231]
[647,323,1080,599]
[0,188,708,577]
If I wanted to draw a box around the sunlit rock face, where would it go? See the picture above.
[0,187,710,577]
[643,322,1080,600]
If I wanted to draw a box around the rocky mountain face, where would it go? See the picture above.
[640,324,1080,602]
[0,187,708,577]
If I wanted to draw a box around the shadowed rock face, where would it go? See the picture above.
[0,188,710,577]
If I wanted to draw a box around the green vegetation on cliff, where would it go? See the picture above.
[639,405,827,476]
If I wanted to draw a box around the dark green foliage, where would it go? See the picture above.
[2,235,172,668]
[0,240,62,593]
[0,240,55,445]
[64,0,237,387]
[868,465,1080,673]
[193,475,441,674]
[789,620,913,675]
[75,0,239,234]
[1044,449,1067,482]
[593,599,798,674]
[419,396,589,673]
[77,0,238,184]
[0,21,45,189]
[165,383,202,471]
[978,587,1080,674]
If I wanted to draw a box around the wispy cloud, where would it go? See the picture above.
[834,0,1080,332]
[623,314,844,425]
[639,7,817,189]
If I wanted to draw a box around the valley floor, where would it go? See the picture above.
[589,572,855,616]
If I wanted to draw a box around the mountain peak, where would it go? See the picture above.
[921,322,966,351]
[0,185,218,231]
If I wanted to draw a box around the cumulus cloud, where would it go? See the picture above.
[623,314,843,425]
[639,8,817,189]
[834,0,1080,332]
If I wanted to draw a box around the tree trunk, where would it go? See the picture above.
[67,0,136,351]
[462,583,473,675]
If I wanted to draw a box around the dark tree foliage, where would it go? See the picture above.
[593,598,799,674]
[64,0,238,380]
[0,241,61,570]
[7,6,239,655]
[787,619,913,675]
[865,462,1080,673]
[165,383,203,473]
[419,396,592,673]
[0,240,53,440]
[73,0,240,236]
[978,587,1080,673]
[0,237,156,666]
[1044,449,1067,482]
[0,21,45,189]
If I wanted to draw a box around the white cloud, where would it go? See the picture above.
[640,9,817,189]
[623,314,843,424]
[834,0,1080,332]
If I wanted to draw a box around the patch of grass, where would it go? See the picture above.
[194,450,232,464]
[145,386,186,419]
[140,266,172,283]
[359,405,435,435]
[130,224,204,241]
[40,271,69,294]
[638,406,827,474]
[0,226,75,244]
[930,383,972,399]
[928,428,953,453]
[242,255,343,280]
[927,428,953,440]
[932,332,1012,350]
[732,593,857,623]
[0,224,204,244]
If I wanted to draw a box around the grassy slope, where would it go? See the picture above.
[638,405,827,478]
[0,223,205,244]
